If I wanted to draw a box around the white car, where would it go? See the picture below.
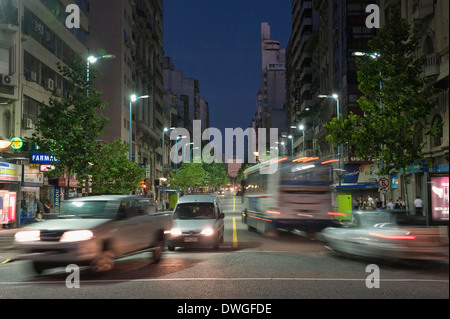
[168,194,225,251]
[322,210,449,260]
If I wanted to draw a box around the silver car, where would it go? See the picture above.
[14,195,172,274]
[322,209,449,260]
[168,194,225,251]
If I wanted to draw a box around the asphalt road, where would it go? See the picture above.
[0,195,448,302]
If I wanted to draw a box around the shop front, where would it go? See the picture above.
[335,163,382,217]
[0,161,20,228]
[20,165,44,226]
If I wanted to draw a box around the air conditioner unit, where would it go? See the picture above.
[0,74,12,85]
[23,118,34,130]
[30,71,37,82]
[45,78,54,91]
[37,24,44,35]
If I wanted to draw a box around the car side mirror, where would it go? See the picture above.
[219,213,225,219]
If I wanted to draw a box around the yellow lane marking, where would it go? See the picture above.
[232,217,238,248]
[233,196,236,211]
[1,259,11,265]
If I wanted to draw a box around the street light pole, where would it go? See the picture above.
[85,54,115,196]
[287,135,294,157]
[318,93,341,185]
[129,94,149,161]
[299,125,305,156]
[161,127,175,211]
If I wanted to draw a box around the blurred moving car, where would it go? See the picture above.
[168,194,224,251]
[218,190,224,196]
[14,195,172,274]
[322,209,449,260]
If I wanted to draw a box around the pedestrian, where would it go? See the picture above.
[358,197,363,210]
[395,197,405,210]
[367,195,374,210]
[44,199,52,214]
[387,199,395,210]
[413,196,423,216]
[353,198,359,211]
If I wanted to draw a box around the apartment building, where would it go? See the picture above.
[285,0,319,157]
[87,0,165,196]
[1,0,89,225]
[163,56,210,137]
[379,0,449,216]
[260,22,286,135]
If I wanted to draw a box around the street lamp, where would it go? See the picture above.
[129,94,150,161]
[287,135,294,157]
[276,142,285,156]
[318,93,342,185]
[183,142,194,163]
[85,53,115,196]
[299,125,305,156]
[175,135,187,172]
[161,127,175,211]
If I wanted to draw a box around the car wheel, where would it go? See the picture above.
[213,235,220,250]
[91,250,115,273]
[168,245,175,251]
[152,236,165,263]
[32,261,49,275]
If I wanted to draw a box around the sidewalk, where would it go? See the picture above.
[0,228,18,251]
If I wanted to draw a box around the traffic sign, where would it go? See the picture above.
[378,177,389,189]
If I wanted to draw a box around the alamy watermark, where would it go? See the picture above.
[65,4,80,29]
[365,264,380,289]
[366,4,380,29]
[168,120,280,174]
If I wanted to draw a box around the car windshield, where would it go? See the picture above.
[174,203,216,220]
[59,200,119,219]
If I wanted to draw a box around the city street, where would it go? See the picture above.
[0,194,448,300]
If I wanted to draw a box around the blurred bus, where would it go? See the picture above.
[241,157,340,234]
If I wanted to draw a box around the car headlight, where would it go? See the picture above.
[59,230,94,242]
[15,230,40,242]
[170,228,182,236]
[200,227,214,236]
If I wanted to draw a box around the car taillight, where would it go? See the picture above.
[369,232,416,240]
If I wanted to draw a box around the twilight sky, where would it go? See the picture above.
[163,0,292,135]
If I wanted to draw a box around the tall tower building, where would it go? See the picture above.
[260,22,286,134]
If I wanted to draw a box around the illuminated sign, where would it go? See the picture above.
[31,153,59,164]
[430,175,449,222]
[10,137,23,150]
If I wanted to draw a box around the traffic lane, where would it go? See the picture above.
[1,248,448,299]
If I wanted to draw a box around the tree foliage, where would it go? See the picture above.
[90,139,145,195]
[325,9,441,177]
[31,55,108,195]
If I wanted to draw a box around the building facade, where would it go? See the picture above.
[87,0,165,198]
[1,0,90,226]
[260,22,286,135]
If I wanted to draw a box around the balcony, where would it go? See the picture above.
[424,53,440,77]
[413,0,434,21]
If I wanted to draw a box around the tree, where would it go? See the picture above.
[325,9,442,204]
[168,161,205,191]
[202,161,230,188]
[90,139,145,195]
[31,55,109,198]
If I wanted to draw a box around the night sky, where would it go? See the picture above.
[163,0,292,135]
